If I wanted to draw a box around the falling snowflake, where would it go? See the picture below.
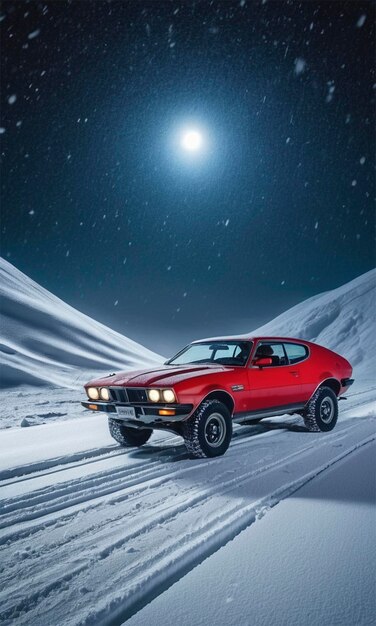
[326,82,335,103]
[356,14,366,28]
[294,58,306,76]
[28,29,41,40]
[8,94,17,105]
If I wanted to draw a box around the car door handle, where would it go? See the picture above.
[289,371,299,377]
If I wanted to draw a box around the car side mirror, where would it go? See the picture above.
[253,357,273,368]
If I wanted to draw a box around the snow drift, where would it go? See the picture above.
[0,258,162,388]
[252,269,376,383]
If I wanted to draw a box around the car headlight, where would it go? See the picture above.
[162,389,176,403]
[87,387,99,400]
[147,389,161,402]
[100,387,110,401]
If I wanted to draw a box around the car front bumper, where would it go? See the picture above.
[81,401,193,426]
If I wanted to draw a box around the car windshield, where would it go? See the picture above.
[167,341,253,367]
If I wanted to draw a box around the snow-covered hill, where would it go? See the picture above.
[252,269,376,383]
[0,258,162,388]
[1,258,374,389]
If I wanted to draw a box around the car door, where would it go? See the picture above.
[246,341,303,412]
[283,341,311,402]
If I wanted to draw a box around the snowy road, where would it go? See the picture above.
[127,437,376,626]
[0,387,375,625]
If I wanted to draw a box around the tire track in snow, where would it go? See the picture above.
[0,420,373,624]
[0,432,181,483]
[92,434,375,626]
[0,418,365,551]
[0,419,362,535]
[0,433,317,553]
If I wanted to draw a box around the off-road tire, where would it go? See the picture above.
[108,418,153,447]
[302,386,338,432]
[182,400,232,458]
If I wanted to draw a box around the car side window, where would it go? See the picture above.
[284,343,308,364]
[253,342,288,366]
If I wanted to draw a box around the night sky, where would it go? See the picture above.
[1,1,375,355]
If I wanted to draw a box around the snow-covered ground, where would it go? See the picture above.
[1,387,85,430]
[0,389,374,625]
[127,430,376,626]
[0,266,375,624]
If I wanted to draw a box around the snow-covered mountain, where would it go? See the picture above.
[1,257,374,390]
[0,258,162,388]
[252,269,376,383]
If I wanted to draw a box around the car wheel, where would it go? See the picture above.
[182,399,232,458]
[302,386,338,432]
[108,418,153,447]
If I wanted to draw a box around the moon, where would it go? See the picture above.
[181,129,203,152]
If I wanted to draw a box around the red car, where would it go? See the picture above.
[82,336,354,458]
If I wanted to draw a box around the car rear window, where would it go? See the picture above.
[284,343,308,364]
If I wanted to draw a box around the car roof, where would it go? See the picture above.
[191,335,312,345]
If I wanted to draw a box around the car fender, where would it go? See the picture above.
[307,376,341,403]
[192,386,235,416]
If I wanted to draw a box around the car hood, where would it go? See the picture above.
[86,364,229,388]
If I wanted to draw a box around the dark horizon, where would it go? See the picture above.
[1,1,375,356]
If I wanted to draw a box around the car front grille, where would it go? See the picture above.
[127,388,148,403]
[109,387,148,403]
[109,387,129,403]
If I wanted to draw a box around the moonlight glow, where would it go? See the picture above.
[181,129,203,152]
